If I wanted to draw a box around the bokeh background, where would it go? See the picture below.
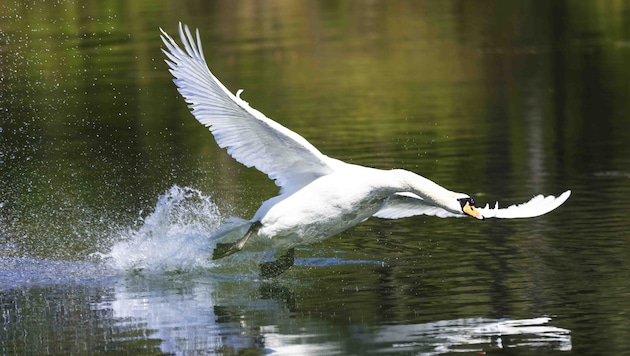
[1,1,629,354]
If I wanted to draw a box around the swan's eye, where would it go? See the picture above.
[458,197,475,209]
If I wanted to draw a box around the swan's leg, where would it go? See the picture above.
[260,248,295,278]
[212,221,261,260]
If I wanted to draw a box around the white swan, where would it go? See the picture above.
[160,24,571,267]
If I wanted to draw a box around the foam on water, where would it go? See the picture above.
[98,185,253,274]
[0,185,264,288]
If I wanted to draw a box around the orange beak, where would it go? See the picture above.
[463,201,484,220]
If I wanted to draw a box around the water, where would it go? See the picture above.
[2,1,630,354]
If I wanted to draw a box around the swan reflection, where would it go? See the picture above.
[100,277,570,354]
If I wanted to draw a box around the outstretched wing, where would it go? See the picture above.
[374,190,571,220]
[476,190,571,219]
[374,192,465,219]
[160,23,337,194]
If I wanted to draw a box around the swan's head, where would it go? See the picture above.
[457,196,484,220]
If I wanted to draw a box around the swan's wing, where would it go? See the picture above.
[374,190,571,220]
[160,24,335,193]
[476,190,571,219]
[374,192,465,219]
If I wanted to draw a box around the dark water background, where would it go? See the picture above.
[2,1,630,355]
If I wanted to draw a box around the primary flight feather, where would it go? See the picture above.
[160,24,571,263]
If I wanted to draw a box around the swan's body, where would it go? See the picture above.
[253,167,465,249]
[160,24,571,259]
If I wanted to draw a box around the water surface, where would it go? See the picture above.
[2,1,630,355]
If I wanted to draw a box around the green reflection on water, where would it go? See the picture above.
[1,0,630,354]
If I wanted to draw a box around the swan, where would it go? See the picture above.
[160,24,571,275]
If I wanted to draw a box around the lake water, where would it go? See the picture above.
[2,1,630,355]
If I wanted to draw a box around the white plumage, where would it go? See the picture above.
[160,24,571,255]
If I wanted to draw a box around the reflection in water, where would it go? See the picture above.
[1,0,630,354]
[368,317,570,355]
[0,179,573,354]
[95,276,570,355]
[1,266,573,355]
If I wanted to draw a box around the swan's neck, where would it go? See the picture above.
[393,169,464,213]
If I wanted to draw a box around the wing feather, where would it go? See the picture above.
[477,190,571,219]
[160,24,335,193]
[374,190,571,220]
[374,193,465,219]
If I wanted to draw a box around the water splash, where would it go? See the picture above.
[99,185,250,273]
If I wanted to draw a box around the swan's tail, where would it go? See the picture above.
[209,217,253,245]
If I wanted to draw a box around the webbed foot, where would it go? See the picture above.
[260,248,295,278]
[212,221,261,260]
